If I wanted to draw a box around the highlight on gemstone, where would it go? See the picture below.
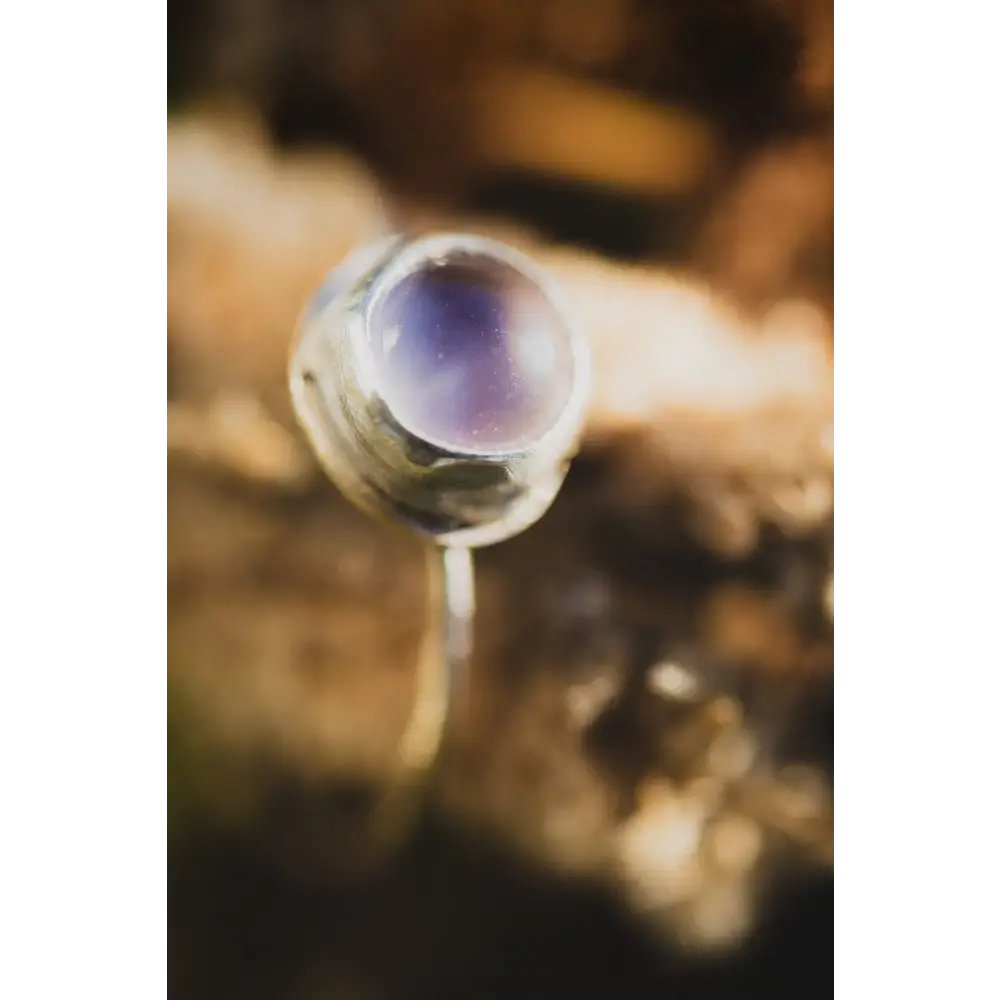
[368,250,577,452]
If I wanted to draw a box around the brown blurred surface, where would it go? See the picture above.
[168,3,833,997]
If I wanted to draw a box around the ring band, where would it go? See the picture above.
[374,545,474,840]
[289,232,590,857]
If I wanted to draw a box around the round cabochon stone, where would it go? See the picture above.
[369,250,576,452]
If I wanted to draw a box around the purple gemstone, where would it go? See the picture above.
[369,253,576,452]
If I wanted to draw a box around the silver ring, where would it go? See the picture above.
[289,232,591,850]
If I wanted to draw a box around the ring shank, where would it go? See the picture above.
[367,545,474,854]
[398,545,474,774]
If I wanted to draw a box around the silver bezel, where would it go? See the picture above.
[290,232,592,547]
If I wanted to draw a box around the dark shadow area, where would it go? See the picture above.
[171,796,832,1000]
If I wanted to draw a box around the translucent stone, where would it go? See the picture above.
[369,253,576,452]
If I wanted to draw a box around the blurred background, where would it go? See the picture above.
[167,1,833,997]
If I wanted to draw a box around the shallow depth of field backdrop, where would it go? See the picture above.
[167,2,833,997]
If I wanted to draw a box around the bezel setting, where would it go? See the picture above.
[290,232,592,547]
